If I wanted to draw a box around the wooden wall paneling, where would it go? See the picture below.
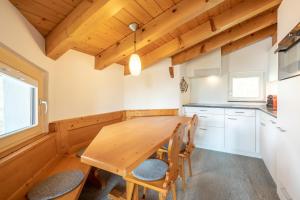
[95,0,225,69]
[0,134,59,200]
[50,111,125,154]
[172,11,277,64]
[155,0,175,10]
[32,0,77,16]
[114,9,143,27]
[125,109,178,120]
[221,24,277,55]
[124,1,153,24]
[62,0,82,7]
[46,0,131,59]
[124,0,281,73]
[10,0,65,24]
[135,0,163,17]
[21,10,57,36]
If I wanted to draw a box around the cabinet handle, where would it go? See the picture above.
[199,128,207,131]
[199,110,207,112]
[270,120,277,124]
[228,118,237,120]
[199,116,208,118]
[260,122,266,127]
[277,127,287,133]
[235,111,245,114]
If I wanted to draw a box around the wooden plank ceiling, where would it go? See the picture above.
[10,0,281,74]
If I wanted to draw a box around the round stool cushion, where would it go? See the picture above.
[27,170,84,200]
[132,159,168,181]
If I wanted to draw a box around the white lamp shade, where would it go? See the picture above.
[129,53,141,76]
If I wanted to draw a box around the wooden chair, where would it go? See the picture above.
[157,114,198,190]
[179,114,198,190]
[124,123,185,200]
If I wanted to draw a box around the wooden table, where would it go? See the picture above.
[81,116,191,176]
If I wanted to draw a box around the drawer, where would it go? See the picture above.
[225,108,255,117]
[194,127,224,150]
[197,114,224,128]
[184,106,224,115]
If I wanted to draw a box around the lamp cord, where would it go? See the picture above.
[134,31,137,52]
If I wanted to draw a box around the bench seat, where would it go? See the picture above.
[32,154,91,200]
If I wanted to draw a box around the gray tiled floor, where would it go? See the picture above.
[79,149,279,200]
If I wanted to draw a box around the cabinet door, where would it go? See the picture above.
[260,117,278,183]
[194,127,224,150]
[197,114,224,128]
[225,116,256,153]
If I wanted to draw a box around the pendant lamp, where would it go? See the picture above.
[128,22,141,76]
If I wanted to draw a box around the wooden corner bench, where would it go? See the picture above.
[0,133,91,200]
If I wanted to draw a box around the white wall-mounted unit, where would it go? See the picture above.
[182,49,222,78]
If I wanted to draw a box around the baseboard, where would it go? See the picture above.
[277,181,293,200]
[195,145,261,158]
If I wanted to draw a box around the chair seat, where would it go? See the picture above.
[28,170,84,200]
[163,142,186,152]
[132,159,168,181]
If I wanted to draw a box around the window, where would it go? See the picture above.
[0,67,38,137]
[0,45,48,156]
[228,72,265,101]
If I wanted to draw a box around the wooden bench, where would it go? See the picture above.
[0,133,91,200]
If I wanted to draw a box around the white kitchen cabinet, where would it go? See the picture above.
[184,106,225,151]
[184,106,259,157]
[259,112,278,183]
[195,127,224,151]
[225,115,256,154]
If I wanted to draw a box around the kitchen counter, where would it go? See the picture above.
[183,103,277,118]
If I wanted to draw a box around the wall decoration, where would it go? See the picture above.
[180,77,188,93]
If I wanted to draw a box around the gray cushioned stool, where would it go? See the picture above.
[132,159,168,181]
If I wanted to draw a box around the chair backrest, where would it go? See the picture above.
[186,114,198,153]
[163,123,185,187]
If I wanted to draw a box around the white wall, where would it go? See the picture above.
[0,0,124,121]
[124,58,180,109]
[51,51,124,121]
[187,38,271,104]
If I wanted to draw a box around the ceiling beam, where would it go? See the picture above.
[46,0,130,60]
[95,0,225,69]
[172,11,277,65]
[221,25,277,55]
[124,0,281,74]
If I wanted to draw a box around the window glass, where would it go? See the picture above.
[0,71,38,137]
[232,77,260,98]
[229,72,264,101]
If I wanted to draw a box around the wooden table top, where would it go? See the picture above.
[81,116,191,176]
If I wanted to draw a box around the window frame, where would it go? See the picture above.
[228,71,265,102]
[0,44,48,156]
[0,65,39,137]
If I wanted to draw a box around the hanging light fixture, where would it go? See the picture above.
[128,22,141,76]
